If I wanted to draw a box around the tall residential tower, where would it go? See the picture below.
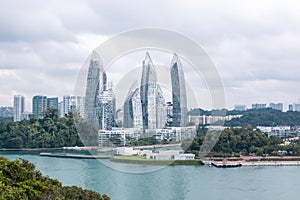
[13,95,25,122]
[170,54,187,127]
[32,95,47,119]
[85,51,103,127]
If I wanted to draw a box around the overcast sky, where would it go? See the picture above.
[1,0,300,111]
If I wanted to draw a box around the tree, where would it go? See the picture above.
[0,108,84,149]
[0,157,110,200]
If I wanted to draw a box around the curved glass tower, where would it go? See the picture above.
[170,53,187,127]
[85,50,102,127]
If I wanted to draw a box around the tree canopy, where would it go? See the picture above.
[225,108,300,127]
[0,109,98,149]
[184,127,300,157]
[0,156,110,200]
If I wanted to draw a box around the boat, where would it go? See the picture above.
[211,159,242,168]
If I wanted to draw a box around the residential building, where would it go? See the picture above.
[123,82,142,129]
[116,109,123,127]
[47,97,58,110]
[58,101,64,118]
[140,52,166,132]
[294,104,300,112]
[269,103,283,111]
[288,104,293,111]
[165,102,173,127]
[170,54,187,127]
[98,128,139,146]
[0,107,13,119]
[257,126,292,138]
[97,82,116,130]
[21,111,32,121]
[252,103,267,109]
[32,95,47,119]
[85,50,102,127]
[13,95,25,122]
[63,96,85,117]
[234,105,246,111]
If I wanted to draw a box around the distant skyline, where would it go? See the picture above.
[1,0,300,110]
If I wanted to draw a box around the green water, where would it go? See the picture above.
[1,152,299,200]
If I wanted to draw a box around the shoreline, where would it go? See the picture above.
[202,156,300,167]
[2,150,300,167]
[0,146,115,152]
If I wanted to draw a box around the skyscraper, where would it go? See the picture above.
[32,95,47,119]
[170,54,187,127]
[123,87,143,129]
[85,50,103,127]
[123,53,166,131]
[63,96,85,117]
[97,82,116,130]
[123,81,140,128]
[13,95,25,122]
[140,52,165,131]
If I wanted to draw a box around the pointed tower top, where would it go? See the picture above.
[171,53,181,67]
[144,52,152,63]
[91,50,99,59]
[90,50,103,69]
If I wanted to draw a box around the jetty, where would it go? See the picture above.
[40,152,110,159]
[211,159,242,168]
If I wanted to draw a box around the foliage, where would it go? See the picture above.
[183,127,300,157]
[0,156,110,200]
[225,108,300,127]
[0,108,87,149]
[128,137,162,146]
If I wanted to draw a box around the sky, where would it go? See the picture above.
[1,0,300,111]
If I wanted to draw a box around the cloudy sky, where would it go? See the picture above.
[1,0,300,111]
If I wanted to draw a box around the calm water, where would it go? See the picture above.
[1,152,300,200]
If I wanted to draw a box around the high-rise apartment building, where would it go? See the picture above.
[123,82,143,129]
[32,95,47,119]
[13,95,25,122]
[269,103,283,111]
[123,53,166,131]
[0,107,14,119]
[165,102,173,127]
[85,50,104,127]
[234,105,246,111]
[252,103,267,109]
[140,52,165,131]
[97,82,116,130]
[294,104,300,112]
[170,54,187,127]
[288,104,293,111]
[47,97,58,109]
[63,96,85,117]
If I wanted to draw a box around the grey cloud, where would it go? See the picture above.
[1,0,300,109]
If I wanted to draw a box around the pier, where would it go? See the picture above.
[40,152,110,159]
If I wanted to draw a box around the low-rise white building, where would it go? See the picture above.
[146,150,195,160]
[157,126,197,142]
[257,126,291,138]
[98,128,140,146]
[116,147,139,156]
